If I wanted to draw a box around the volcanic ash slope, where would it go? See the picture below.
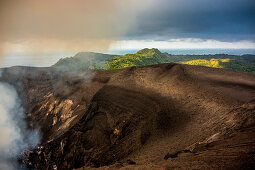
[1,63,255,169]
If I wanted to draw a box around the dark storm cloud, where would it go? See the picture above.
[126,0,255,41]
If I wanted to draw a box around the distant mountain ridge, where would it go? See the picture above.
[53,52,114,70]
[52,48,255,73]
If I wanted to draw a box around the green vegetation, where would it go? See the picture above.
[105,48,170,69]
[181,58,231,68]
[53,52,114,71]
[52,49,255,74]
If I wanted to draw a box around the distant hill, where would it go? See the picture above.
[52,52,114,70]
[105,48,170,69]
[52,48,255,73]
[165,53,255,73]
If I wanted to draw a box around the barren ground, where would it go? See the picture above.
[1,63,255,169]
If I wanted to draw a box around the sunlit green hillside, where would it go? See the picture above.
[53,49,255,74]
[105,48,170,69]
[182,59,231,68]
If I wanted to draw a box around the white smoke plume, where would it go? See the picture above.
[0,81,40,170]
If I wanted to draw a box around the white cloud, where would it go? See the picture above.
[109,38,255,50]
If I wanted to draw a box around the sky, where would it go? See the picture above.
[127,0,255,41]
[0,0,255,67]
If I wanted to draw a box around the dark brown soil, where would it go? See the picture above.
[1,63,255,169]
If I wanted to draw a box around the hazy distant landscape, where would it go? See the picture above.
[53,48,255,73]
[3,49,255,68]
